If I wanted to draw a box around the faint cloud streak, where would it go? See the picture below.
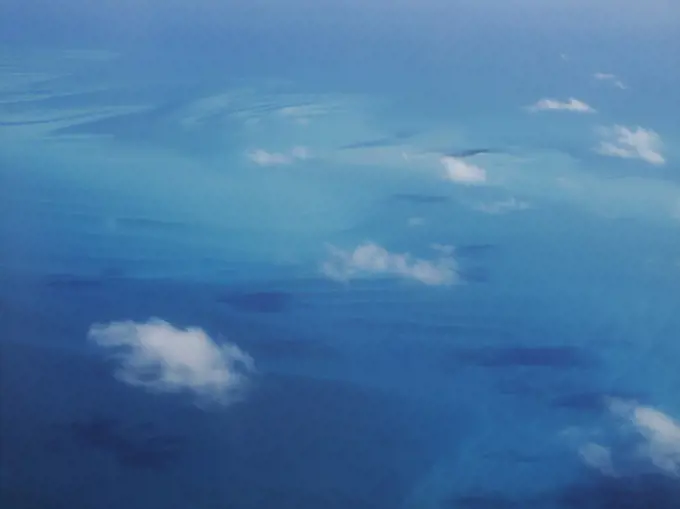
[529,98,596,113]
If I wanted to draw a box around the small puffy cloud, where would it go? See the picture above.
[474,197,531,215]
[247,146,311,166]
[441,156,487,185]
[88,319,254,404]
[321,242,458,286]
[596,125,665,166]
[529,98,596,113]
[594,73,627,90]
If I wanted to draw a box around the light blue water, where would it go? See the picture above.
[1,2,680,508]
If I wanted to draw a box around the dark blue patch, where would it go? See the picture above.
[459,267,491,283]
[340,129,418,150]
[556,473,680,509]
[391,193,450,204]
[550,391,644,412]
[449,346,598,369]
[44,274,104,289]
[445,148,495,158]
[67,416,186,470]
[213,373,459,508]
[0,112,100,127]
[455,244,497,256]
[112,216,189,233]
[481,451,543,464]
[218,291,293,313]
[238,338,338,361]
[445,493,524,508]
[341,137,396,150]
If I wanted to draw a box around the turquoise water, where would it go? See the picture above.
[1,3,680,508]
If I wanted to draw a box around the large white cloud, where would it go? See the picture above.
[247,146,311,166]
[596,125,665,165]
[321,242,458,286]
[88,319,254,404]
[440,156,487,185]
[574,399,680,478]
[529,98,596,113]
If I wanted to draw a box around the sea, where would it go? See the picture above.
[1,2,679,508]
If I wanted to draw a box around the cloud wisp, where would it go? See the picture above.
[594,73,627,90]
[247,146,311,166]
[474,197,531,215]
[595,125,665,166]
[278,103,333,125]
[321,242,459,286]
[88,319,254,404]
[440,156,487,185]
[529,98,596,113]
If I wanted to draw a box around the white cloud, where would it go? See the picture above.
[529,98,596,113]
[408,217,425,227]
[247,146,311,166]
[616,401,680,476]
[321,242,458,286]
[574,399,680,478]
[474,197,531,215]
[88,319,254,404]
[441,156,487,185]
[594,72,627,90]
[596,125,665,165]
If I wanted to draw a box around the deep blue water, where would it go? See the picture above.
[1,2,680,508]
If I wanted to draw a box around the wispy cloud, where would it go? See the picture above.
[408,217,425,227]
[278,103,332,125]
[672,201,680,222]
[321,242,458,286]
[596,125,665,165]
[88,319,254,404]
[529,98,596,113]
[579,442,617,477]
[440,156,487,185]
[247,146,311,166]
[594,73,627,90]
[474,197,531,215]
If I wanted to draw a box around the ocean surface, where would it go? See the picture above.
[1,2,680,508]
